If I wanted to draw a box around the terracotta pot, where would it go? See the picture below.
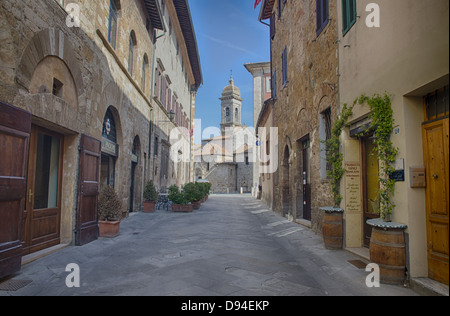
[143,201,156,213]
[98,220,120,238]
[192,201,201,210]
[172,204,194,213]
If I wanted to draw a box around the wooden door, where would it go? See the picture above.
[302,139,311,221]
[423,118,449,285]
[75,134,101,246]
[362,135,380,247]
[23,126,63,255]
[0,101,31,279]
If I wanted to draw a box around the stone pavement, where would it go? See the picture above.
[0,194,418,296]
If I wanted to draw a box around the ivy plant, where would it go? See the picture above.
[325,102,354,208]
[358,93,399,221]
[326,93,398,221]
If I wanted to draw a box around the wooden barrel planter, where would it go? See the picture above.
[367,219,407,285]
[321,207,344,250]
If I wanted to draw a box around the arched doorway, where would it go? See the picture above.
[100,107,119,189]
[282,145,290,217]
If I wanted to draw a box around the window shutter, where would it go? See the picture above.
[342,0,357,35]
[270,13,276,39]
[316,0,329,36]
[154,67,161,100]
[167,89,172,112]
[282,47,288,86]
[272,69,277,100]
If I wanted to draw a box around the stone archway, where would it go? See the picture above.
[282,145,290,217]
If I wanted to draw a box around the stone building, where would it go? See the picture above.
[194,76,253,193]
[0,0,201,279]
[259,0,338,231]
[244,62,271,198]
[336,0,449,286]
[151,0,202,191]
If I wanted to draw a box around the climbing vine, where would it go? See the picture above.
[358,93,399,221]
[325,102,354,208]
[325,93,398,221]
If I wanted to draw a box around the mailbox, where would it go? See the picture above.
[410,167,426,188]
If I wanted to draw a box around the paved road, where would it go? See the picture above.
[1,194,417,296]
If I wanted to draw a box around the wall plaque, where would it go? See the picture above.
[345,162,362,213]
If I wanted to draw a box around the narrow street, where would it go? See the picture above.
[1,195,416,297]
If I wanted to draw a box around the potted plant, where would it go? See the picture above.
[198,181,211,202]
[143,180,158,213]
[168,185,193,213]
[184,182,203,209]
[98,186,122,238]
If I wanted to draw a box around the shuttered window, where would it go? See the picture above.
[272,69,277,100]
[270,13,276,39]
[342,0,357,36]
[425,85,449,121]
[282,47,288,87]
[316,0,329,36]
[108,0,119,49]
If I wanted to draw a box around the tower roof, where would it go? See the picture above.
[221,75,242,100]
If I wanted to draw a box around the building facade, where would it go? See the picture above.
[194,76,253,194]
[244,62,271,198]
[336,0,449,285]
[259,0,338,231]
[0,0,201,279]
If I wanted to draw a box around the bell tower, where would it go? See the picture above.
[220,75,243,135]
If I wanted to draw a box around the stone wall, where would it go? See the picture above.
[0,0,181,247]
[270,0,338,232]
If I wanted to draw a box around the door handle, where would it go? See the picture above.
[432,174,439,180]
[28,189,33,204]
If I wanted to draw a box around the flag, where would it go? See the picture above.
[254,0,262,9]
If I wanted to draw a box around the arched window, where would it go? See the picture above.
[128,31,137,76]
[226,107,230,122]
[101,107,118,188]
[108,0,120,49]
[142,54,149,92]
[235,108,239,120]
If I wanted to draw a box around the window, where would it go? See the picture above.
[128,31,137,76]
[142,54,149,92]
[316,0,329,36]
[425,85,449,121]
[108,0,119,49]
[235,108,239,121]
[52,78,64,98]
[320,107,332,178]
[154,136,159,156]
[272,69,277,100]
[282,47,288,87]
[278,0,287,18]
[342,0,357,36]
[270,12,276,39]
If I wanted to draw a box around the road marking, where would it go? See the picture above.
[268,227,303,237]
[267,220,290,227]
[251,209,270,214]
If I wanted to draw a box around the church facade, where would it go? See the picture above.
[194,76,254,193]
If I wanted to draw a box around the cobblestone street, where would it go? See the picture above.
[1,195,417,297]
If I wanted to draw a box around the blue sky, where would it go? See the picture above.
[188,0,270,143]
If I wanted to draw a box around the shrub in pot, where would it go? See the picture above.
[143,180,158,213]
[98,186,122,238]
[184,182,203,209]
[168,185,193,213]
